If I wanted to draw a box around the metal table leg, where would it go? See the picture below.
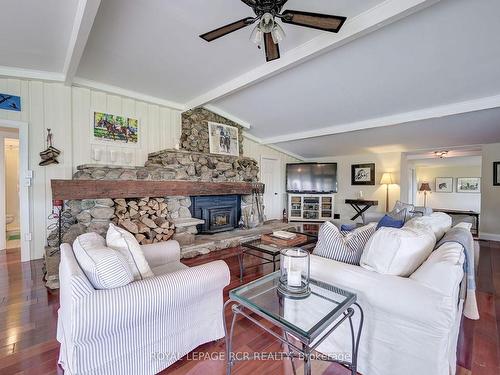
[303,344,311,375]
[284,331,297,375]
[223,300,238,375]
[349,303,364,375]
[223,301,364,375]
[238,251,244,282]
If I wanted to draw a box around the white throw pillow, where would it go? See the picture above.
[106,223,154,280]
[360,225,436,277]
[404,212,452,241]
[313,222,376,265]
[73,232,134,289]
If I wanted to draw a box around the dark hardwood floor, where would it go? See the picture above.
[0,240,499,374]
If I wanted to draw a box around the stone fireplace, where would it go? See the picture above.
[48,148,264,254]
[190,195,241,234]
[45,107,266,289]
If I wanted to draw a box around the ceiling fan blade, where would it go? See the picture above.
[264,33,280,62]
[281,10,346,32]
[240,0,257,7]
[200,17,255,42]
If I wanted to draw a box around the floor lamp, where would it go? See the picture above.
[380,172,394,212]
[419,182,432,208]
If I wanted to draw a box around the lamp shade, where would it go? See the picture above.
[419,182,431,192]
[380,172,394,185]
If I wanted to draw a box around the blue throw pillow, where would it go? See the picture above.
[340,223,357,232]
[377,214,404,230]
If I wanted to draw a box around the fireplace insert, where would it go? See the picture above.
[190,195,241,234]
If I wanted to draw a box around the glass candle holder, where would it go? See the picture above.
[278,247,311,299]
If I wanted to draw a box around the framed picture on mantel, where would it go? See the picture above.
[351,163,375,186]
[208,122,239,156]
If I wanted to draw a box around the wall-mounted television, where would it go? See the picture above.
[286,163,338,193]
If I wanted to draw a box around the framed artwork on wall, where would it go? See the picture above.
[92,111,139,146]
[0,93,21,112]
[351,163,375,185]
[208,122,239,156]
[456,177,481,193]
[494,162,500,186]
[435,177,453,193]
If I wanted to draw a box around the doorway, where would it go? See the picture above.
[0,120,30,261]
[260,156,282,220]
[3,137,20,249]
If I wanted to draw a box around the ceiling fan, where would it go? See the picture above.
[199,0,347,62]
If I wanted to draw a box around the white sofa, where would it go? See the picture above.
[57,240,230,375]
[311,222,472,375]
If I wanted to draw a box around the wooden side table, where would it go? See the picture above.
[345,199,378,221]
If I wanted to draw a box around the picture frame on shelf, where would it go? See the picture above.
[435,177,453,193]
[456,177,481,193]
[351,163,375,186]
[494,162,500,186]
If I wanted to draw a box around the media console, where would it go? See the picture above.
[287,193,335,222]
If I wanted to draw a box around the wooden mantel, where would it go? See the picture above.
[51,179,265,200]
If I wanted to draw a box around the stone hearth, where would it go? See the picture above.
[179,220,292,259]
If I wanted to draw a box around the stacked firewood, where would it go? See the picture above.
[112,197,175,245]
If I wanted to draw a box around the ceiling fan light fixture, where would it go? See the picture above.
[250,24,263,46]
[271,22,286,44]
[199,3,347,63]
[434,150,449,158]
[259,12,275,33]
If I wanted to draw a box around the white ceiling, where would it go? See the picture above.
[0,0,79,72]
[412,156,482,168]
[213,0,500,140]
[76,0,382,103]
[1,0,500,159]
[275,108,500,158]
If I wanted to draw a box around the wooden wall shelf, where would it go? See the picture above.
[51,180,265,200]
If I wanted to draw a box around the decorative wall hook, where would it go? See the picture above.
[39,128,61,166]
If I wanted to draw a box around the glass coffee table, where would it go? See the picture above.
[224,272,363,375]
[239,227,317,281]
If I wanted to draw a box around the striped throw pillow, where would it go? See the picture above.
[313,222,377,265]
[73,233,134,289]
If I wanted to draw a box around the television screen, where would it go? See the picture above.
[286,163,338,193]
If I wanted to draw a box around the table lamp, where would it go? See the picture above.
[419,182,432,208]
[380,172,394,212]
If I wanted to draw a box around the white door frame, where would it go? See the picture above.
[260,155,282,220]
[0,119,30,262]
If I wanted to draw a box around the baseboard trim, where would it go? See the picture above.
[479,232,500,242]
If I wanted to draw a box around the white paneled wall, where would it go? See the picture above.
[243,136,300,215]
[72,87,181,167]
[0,77,295,260]
[0,78,181,259]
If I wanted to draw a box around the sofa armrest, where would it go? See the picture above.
[73,260,230,340]
[140,240,180,268]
